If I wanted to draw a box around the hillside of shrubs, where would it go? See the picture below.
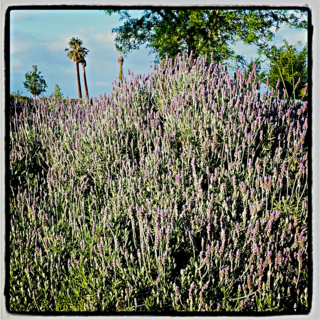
[9,53,309,312]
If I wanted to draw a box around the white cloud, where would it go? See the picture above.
[10,11,39,22]
[11,57,23,68]
[95,33,116,45]
[62,67,75,75]
[270,26,277,33]
[95,80,110,87]
[45,34,80,53]
[273,24,307,47]
[231,41,259,65]
[10,42,32,54]
[283,30,307,46]
[44,31,96,54]
[10,58,25,76]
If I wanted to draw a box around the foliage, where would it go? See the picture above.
[103,9,307,67]
[245,56,268,84]
[10,54,309,313]
[299,85,308,100]
[10,92,31,104]
[65,37,89,63]
[10,93,33,117]
[65,37,89,99]
[11,90,24,96]
[264,41,308,101]
[54,84,64,100]
[23,65,48,100]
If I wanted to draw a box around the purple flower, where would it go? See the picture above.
[173,283,180,296]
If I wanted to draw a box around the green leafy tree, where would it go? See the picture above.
[23,65,48,105]
[265,40,308,101]
[245,56,268,84]
[65,37,89,99]
[54,84,64,100]
[104,9,307,67]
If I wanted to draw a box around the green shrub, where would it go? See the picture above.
[9,54,308,313]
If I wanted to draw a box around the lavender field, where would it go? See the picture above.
[9,53,309,312]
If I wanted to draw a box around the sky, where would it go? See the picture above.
[10,9,308,99]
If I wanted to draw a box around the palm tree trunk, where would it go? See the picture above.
[118,55,124,81]
[75,61,82,99]
[82,65,89,99]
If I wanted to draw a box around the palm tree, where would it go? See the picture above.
[118,55,124,81]
[65,37,89,99]
[115,44,124,82]
[80,59,89,100]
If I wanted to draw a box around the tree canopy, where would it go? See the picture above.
[104,9,307,67]
[245,55,268,84]
[54,84,64,100]
[23,65,47,102]
[265,40,308,101]
[65,37,89,64]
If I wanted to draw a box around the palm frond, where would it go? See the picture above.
[66,37,89,62]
